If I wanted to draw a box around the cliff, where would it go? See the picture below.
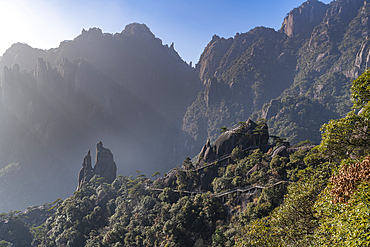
[280,0,328,38]
[184,0,370,146]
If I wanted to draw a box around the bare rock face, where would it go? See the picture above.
[197,35,234,84]
[261,99,281,120]
[204,77,229,107]
[93,141,117,184]
[280,0,328,38]
[271,142,290,159]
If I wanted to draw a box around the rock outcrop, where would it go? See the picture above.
[77,150,93,190]
[93,142,117,184]
[197,119,269,166]
[77,142,117,190]
[164,120,270,192]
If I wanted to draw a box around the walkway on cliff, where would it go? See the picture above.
[148,180,291,198]
[192,145,264,172]
[212,180,290,198]
[151,143,299,200]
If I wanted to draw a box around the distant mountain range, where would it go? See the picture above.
[0,0,369,212]
[0,24,202,212]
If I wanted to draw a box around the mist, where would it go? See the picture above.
[0,24,202,212]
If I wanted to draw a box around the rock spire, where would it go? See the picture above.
[77,142,117,190]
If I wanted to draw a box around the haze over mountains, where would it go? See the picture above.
[0,23,202,211]
[0,0,369,212]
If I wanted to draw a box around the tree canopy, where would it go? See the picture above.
[319,69,370,160]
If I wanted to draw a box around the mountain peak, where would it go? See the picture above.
[122,22,151,34]
[77,27,105,41]
[280,0,328,37]
[121,23,158,41]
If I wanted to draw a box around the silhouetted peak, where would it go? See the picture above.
[8,42,33,51]
[122,23,152,36]
[211,35,221,42]
[13,63,20,74]
[122,23,162,45]
[81,27,103,36]
[74,27,105,42]
[97,141,103,152]
[78,142,117,190]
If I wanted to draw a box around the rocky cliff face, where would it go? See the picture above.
[197,35,234,84]
[184,0,370,146]
[185,26,297,145]
[163,119,271,192]
[280,0,328,38]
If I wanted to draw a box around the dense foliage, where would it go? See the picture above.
[0,138,316,246]
[23,174,225,246]
[235,68,370,246]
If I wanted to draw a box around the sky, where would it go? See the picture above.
[0,0,332,64]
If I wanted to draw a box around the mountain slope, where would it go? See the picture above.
[183,0,369,146]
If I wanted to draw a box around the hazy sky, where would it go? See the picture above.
[0,0,332,64]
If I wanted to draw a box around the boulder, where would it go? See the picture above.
[197,119,269,166]
[271,144,289,159]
